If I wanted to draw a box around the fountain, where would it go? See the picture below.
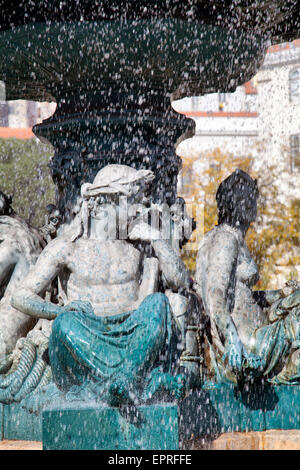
[0,1,299,450]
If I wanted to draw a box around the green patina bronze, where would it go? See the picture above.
[0,383,299,446]
[42,404,179,450]
[48,295,184,404]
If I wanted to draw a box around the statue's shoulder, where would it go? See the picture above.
[0,215,34,239]
[197,225,239,267]
[40,232,73,261]
[199,224,239,249]
[0,215,44,254]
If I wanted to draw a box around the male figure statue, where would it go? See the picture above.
[12,164,190,404]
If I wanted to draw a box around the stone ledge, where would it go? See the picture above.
[0,440,42,450]
[2,430,300,451]
[189,430,300,450]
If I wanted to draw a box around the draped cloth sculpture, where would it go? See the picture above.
[49,295,180,403]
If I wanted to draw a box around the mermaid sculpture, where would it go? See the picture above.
[12,164,191,405]
[195,169,300,386]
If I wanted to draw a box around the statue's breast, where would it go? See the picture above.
[236,243,259,287]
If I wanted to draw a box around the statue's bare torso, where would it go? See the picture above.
[12,198,189,322]
[19,234,144,317]
[65,238,142,315]
[196,224,267,351]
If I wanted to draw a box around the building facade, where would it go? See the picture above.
[0,83,56,137]
[174,39,300,199]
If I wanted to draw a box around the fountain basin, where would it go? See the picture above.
[0,19,268,212]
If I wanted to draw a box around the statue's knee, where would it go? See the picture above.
[148,293,169,313]
[138,293,169,325]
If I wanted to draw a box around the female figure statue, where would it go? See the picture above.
[195,169,300,385]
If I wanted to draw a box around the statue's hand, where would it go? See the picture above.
[223,341,243,373]
[268,305,287,323]
[27,319,53,347]
[128,219,160,242]
[61,300,94,316]
[223,341,265,377]
[267,288,300,323]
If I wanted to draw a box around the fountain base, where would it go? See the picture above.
[42,403,179,450]
[0,384,299,449]
[1,400,42,442]
[180,384,300,443]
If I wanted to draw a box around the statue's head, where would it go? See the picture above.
[216,169,259,228]
[72,164,155,241]
[81,164,154,204]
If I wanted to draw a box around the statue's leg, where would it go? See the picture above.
[48,293,180,403]
[48,311,91,391]
[49,293,176,392]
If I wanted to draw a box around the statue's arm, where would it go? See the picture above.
[11,238,69,320]
[151,239,190,291]
[128,219,189,291]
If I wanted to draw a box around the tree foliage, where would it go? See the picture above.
[0,138,55,227]
[179,148,300,290]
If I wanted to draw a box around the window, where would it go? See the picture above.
[191,96,200,110]
[290,134,300,171]
[289,68,300,102]
[0,102,8,127]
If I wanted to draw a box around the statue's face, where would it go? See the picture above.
[236,193,258,225]
[88,179,151,240]
[90,201,117,240]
